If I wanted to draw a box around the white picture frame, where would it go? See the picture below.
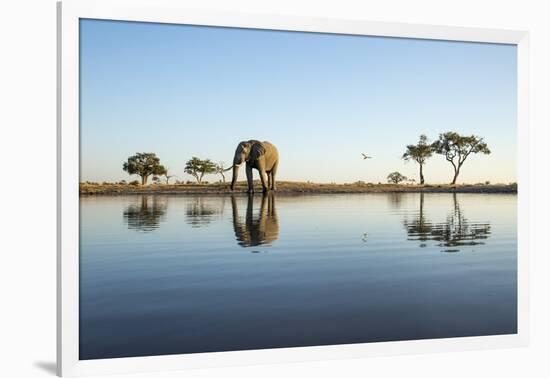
[57,0,530,376]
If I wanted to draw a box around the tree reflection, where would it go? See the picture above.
[403,193,491,252]
[387,192,404,209]
[185,197,224,227]
[123,196,167,232]
[402,193,431,248]
[231,193,279,247]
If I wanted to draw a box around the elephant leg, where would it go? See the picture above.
[259,169,269,193]
[267,171,272,190]
[270,161,278,190]
[256,160,269,193]
[246,164,254,193]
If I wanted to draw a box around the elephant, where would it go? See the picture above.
[229,140,279,193]
[231,193,279,247]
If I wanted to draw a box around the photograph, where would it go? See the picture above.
[78,18,518,360]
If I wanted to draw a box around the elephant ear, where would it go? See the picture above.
[248,142,266,161]
[236,141,250,153]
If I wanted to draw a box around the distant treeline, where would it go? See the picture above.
[122,154,227,185]
[112,131,490,186]
[388,132,490,185]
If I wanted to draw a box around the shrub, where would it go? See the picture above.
[387,172,408,184]
[129,180,140,186]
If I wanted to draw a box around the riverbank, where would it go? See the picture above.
[80,181,517,195]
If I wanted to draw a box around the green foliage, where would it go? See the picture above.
[123,152,166,185]
[387,171,407,184]
[129,180,140,186]
[432,132,491,184]
[184,157,217,183]
[403,135,433,164]
[403,134,433,184]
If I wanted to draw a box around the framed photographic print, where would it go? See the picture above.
[57,0,529,376]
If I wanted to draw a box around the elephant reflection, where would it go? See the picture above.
[403,193,491,252]
[123,196,167,232]
[231,193,279,247]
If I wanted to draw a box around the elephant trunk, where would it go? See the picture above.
[230,164,241,190]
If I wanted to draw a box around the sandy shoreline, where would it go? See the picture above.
[80,182,517,195]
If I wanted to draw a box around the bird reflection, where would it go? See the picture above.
[403,193,491,252]
[123,196,167,232]
[185,197,223,227]
[231,193,279,247]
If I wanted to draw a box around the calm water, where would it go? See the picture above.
[80,193,517,360]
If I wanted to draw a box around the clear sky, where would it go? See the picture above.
[80,19,517,184]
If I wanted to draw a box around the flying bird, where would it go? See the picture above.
[362,153,372,160]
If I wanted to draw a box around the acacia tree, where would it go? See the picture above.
[215,162,228,183]
[402,134,433,184]
[184,157,217,184]
[123,153,166,185]
[432,132,491,185]
[162,168,175,184]
[387,171,408,184]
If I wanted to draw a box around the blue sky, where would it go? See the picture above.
[80,19,517,184]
